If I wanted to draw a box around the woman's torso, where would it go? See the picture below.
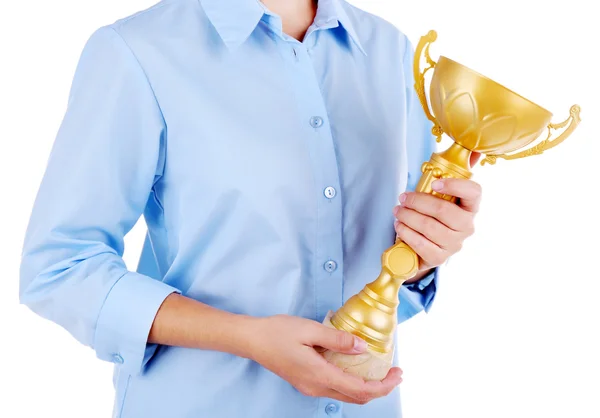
[112,0,430,416]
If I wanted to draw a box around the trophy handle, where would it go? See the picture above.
[481,105,581,165]
[414,30,444,142]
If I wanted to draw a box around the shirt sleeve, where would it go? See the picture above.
[18,26,180,376]
[398,268,439,322]
[397,34,441,324]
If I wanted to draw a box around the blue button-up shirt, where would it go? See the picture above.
[19,0,439,417]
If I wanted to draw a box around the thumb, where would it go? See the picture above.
[310,325,368,355]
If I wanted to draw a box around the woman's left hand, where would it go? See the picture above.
[393,177,482,272]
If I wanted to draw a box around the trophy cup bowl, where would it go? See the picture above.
[431,56,554,154]
[320,30,581,381]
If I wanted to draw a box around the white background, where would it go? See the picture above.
[1,0,598,417]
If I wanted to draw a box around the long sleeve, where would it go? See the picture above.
[397,34,440,324]
[19,26,179,376]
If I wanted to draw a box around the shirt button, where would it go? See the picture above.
[325,403,339,414]
[323,186,336,199]
[324,260,338,273]
[309,116,324,128]
[112,354,124,364]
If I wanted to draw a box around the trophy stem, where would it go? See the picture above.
[413,142,473,204]
[324,143,474,378]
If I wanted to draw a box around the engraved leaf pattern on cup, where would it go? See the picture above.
[439,87,537,153]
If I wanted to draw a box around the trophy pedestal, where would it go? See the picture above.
[321,311,394,381]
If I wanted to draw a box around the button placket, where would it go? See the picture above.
[277,37,344,322]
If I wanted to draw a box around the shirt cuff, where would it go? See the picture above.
[397,267,439,323]
[93,271,179,376]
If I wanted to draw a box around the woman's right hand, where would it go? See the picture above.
[245,314,403,405]
[147,294,402,405]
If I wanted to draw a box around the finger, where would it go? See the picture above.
[395,221,449,268]
[326,364,404,402]
[398,192,473,232]
[318,373,403,405]
[362,367,404,397]
[313,388,371,405]
[394,206,460,251]
[431,178,482,213]
[304,323,367,355]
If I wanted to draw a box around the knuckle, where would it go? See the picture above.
[394,206,405,219]
[459,218,475,237]
[394,221,402,234]
[433,200,447,218]
[396,221,405,234]
[355,390,371,403]
[429,250,446,266]
[423,217,438,236]
[443,227,455,244]
[335,331,353,350]
[296,385,309,396]
[410,233,423,249]
[299,386,318,397]
[432,254,445,267]
[471,181,483,199]
[318,375,332,388]
[467,224,476,237]
[306,389,320,398]
[395,227,404,241]
[317,371,336,388]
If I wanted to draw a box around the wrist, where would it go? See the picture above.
[222,313,264,360]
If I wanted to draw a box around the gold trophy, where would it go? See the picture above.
[321,30,581,380]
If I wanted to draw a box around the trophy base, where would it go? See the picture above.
[320,311,394,381]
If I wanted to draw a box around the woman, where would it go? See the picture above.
[19,0,482,417]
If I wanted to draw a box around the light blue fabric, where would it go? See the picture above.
[19,0,440,417]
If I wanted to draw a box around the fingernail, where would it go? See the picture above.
[393,206,400,216]
[352,337,367,353]
[431,180,444,191]
[399,193,407,203]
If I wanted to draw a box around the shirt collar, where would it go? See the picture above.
[199,0,265,49]
[314,0,366,55]
[198,0,366,55]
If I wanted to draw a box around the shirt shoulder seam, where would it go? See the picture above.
[112,0,179,28]
[106,26,168,180]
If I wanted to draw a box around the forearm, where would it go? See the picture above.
[148,293,258,359]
